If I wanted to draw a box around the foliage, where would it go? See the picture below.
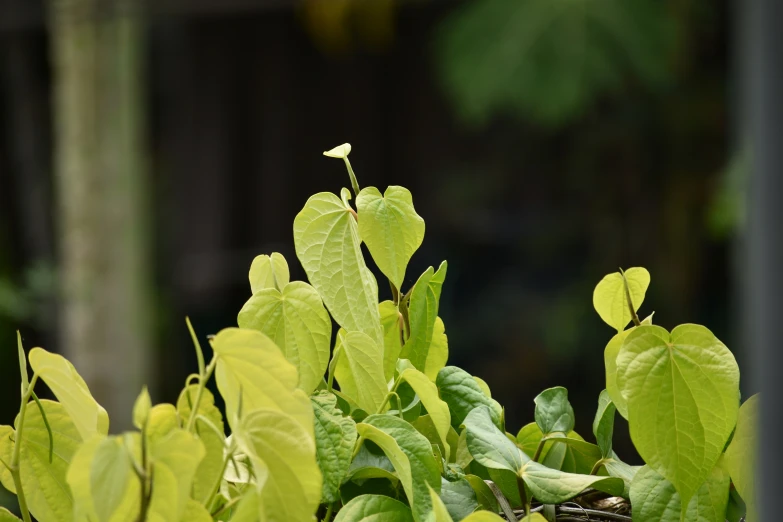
[0,143,755,522]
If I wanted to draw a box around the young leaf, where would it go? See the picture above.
[132,386,151,430]
[16,331,28,395]
[516,423,554,463]
[380,300,404,381]
[592,390,616,458]
[0,401,80,522]
[238,280,332,394]
[424,317,449,381]
[334,330,388,414]
[235,408,322,522]
[592,267,650,331]
[334,494,415,522]
[401,262,447,372]
[462,406,525,474]
[293,192,383,346]
[724,394,759,522]
[533,387,574,436]
[356,186,425,290]
[440,477,479,521]
[519,460,624,503]
[311,392,357,504]
[145,404,178,442]
[323,143,352,159]
[28,348,109,440]
[629,464,730,522]
[437,367,502,430]
[357,415,441,522]
[248,252,289,294]
[211,328,313,434]
[616,324,740,506]
[399,368,452,457]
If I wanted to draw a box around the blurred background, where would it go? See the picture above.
[0,0,745,510]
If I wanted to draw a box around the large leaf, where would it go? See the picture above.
[311,392,357,503]
[401,263,447,372]
[176,385,226,504]
[248,252,289,294]
[334,330,388,414]
[463,406,525,474]
[380,300,404,381]
[629,464,730,522]
[293,192,383,345]
[440,477,478,521]
[356,186,425,290]
[0,400,81,522]
[724,394,759,522]
[235,408,322,522]
[437,367,502,430]
[148,429,206,522]
[400,368,451,457]
[238,280,332,394]
[592,390,616,458]
[424,318,449,381]
[28,348,109,440]
[593,267,650,332]
[533,387,574,435]
[357,414,441,522]
[211,327,313,434]
[519,460,623,504]
[334,494,415,522]
[616,324,740,505]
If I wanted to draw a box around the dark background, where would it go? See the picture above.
[0,0,742,510]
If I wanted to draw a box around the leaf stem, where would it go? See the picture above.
[205,443,235,512]
[343,157,360,196]
[322,502,335,522]
[516,475,529,518]
[185,356,217,433]
[29,391,53,463]
[11,373,38,522]
[327,345,342,393]
[211,496,241,519]
[351,436,365,460]
[186,317,206,377]
[589,458,607,476]
[618,268,641,327]
[532,438,547,462]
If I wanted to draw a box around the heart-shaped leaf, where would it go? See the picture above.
[534,387,574,436]
[437,367,502,430]
[357,186,425,290]
[592,390,616,458]
[334,494,415,522]
[248,252,289,294]
[724,394,759,522]
[593,267,650,331]
[238,280,332,394]
[616,324,740,505]
[311,392,357,503]
[334,330,388,414]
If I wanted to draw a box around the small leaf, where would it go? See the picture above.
[724,394,759,522]
[533,387,574,436]
[440,477,478,521]
[132,386,151,430]
[400,368,452,457]
[146,404,178,442]
[324,143,352,158]
[235,408,322,522]
[334,494,415,522]
[437,367,502,430]
[402,263,447,372]
[464,474,499,512]
[593,267,650,331]
[356,186,425,290]
[463,406,525,474]
[238,280,332,394]
[294,192,383,346]
[248,252,290,294]
[592,390,616,458]
[380,300,404,381]
[516,423,553,463]
[311,392,357,503]
[603,329,633,419]
[616,324,739,505]
[334,330,388,414]
[519,460,624,504]
[28,348,109,440]
[16,331,28,395]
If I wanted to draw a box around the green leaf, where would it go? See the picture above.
[324,143,352,158]
[541,432,601,475]
[401,263,447,372]
[724,394,759,522]
[293,192,383,346]
[0,400,80,522]
[132,386,151,430]
[616,324,740,505]
[601,453,641,498]
[464,474,499,513]
[629,464,730,522]
[400,368,452,457]
[437,367,502,430]
[356,186,425,290]
[380,300,404,382]
[91,437,134,522]
[533,387,574,435]
[346,443,399,483]
[334,330,388,414]
[462,406,525,474]
[28,348,109,440]
[429,485,507,522]
[519,460,624,504]
[176,385,226,504]
[180,499,212,522]
[603,329,633,419]
[16,331,28,395]
[334,494,415,522]
[248,252,289,294]
[235,408,322,522]
[472,377,491,399]
[311,392,357,503]
[424,318,449,381]
[592,390,615,458]
[211,327,313,434]
[515,423,553,463]
[357,414,441,522]
[0,507,21,521]
[238,280,332,394]
[593,267,650,331]
[148,429,206,522]
[146,404,178,442]
[440,477,478,521]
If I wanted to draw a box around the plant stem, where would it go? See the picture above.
[516,475,529,517]
[211,496,241,519]
[532,438,547,462]
[186,317,206,377]
[204,444,235,512]
[619,268,641,326]
[351,436,365,460]
[589,458,607,476]
[323,502,335,522]
[343,157,360,196]
[185,357,217,432]
[11,374,38,522]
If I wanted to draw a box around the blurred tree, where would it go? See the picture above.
[437,0,674,127]
[49,0,152,430]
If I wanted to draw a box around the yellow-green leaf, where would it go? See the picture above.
[132,386,151,430]
[148,429,206,521]
[335,495,414,522]
[311,392,357,503]
[334,330,388,414]
[725,394,759,522]
[179,499,212,522]
[323,143,352,158]
[380,300,404,382]
[28,348,109,440]
[248,252,289,294]
[424,318,449,381]
[592,267,650,331]
[400,368,451,457]
[146,404,178,443]
[401,263,447,372]
[0,507,21,521]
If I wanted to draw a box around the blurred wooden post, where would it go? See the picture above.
[49,0,151,430]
